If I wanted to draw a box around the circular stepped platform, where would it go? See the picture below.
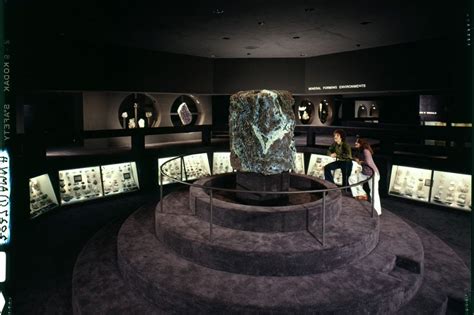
[72,190,470,314]
[118,199,422,314]
[155,190,378,276]
[189,174,342,232]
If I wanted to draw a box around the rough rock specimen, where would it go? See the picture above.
[229,90,296,175]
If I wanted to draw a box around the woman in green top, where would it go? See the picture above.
[324,129,352,186]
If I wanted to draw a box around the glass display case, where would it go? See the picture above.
[430,171,471,211]
[183,153,211,180]
[158,156,184,185]
[292,152,305,174]
[388,165,432,202]
[101,162,140,196]
[58,166,104,205]
[29,174,58,218]
[307,154,343,185]
[212,152,233,175]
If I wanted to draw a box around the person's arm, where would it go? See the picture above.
[327,143,336,156]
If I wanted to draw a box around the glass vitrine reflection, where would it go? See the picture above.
[29,174,58,218]
[430,171,471,211]
[388,165,432,202]
[101,162,139,196]
[183,153,211,180]
[158,157,183,185]
[212,152,233,175]
[59,166,104,205]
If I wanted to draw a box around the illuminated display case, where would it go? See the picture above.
[183,153,211,180]
[158,156,183,185]
[212,152,233,175]
[29,174,58,218]
[388,165,432,202]
[430,171,471,211]
[307,154,343,185]
[292,152,305,174]
[59,166,104,205]
[101,162,140,196]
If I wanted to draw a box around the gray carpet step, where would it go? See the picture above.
[116,204,423,314]
[72,218,167,315]
[155,192,379,276]
[188,174,342,232]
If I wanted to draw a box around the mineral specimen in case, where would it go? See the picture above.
[177,102,193,125]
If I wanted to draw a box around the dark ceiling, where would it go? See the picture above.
[11,1,464,58]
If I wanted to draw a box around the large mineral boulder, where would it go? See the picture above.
[229,90,296,175]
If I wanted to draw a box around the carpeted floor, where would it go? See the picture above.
[12,189,470,314]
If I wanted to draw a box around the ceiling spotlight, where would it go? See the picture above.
[213,8,224,15]
[211,54,216,58]
[360,21,372,25]
[356,44,361,47]
[305,8,315,12]
[293,36,300,39]
[222,37,230,40]
[300,53,306,57]
[247,53,251,56]
[258,21,265,26]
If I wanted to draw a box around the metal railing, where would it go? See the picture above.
[159,155,376,246]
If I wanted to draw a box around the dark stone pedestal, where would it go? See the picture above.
[235,172,289,206]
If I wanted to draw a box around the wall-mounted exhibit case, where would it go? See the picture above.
[29,174,59,218]
[212,152,233,175]
[318,99,329,124]
[355,101,379,119]
[297,100,314,124]
[101,162,140,196]
[118,93,158,128]
[430,171,471,210]
[388,165,432,202]
[292,152,305,174]
[158,157,184,185]
[171,95,199,126]
[183,153,211,180]
[59,166,104,205]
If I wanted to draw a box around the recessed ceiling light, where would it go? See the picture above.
[305,8,315,12]
[293,36,300,39]
[258,21,265,26]
[356,44,361,47]
[211,54,216,58]
[360,21,372,25]
[247,53,251,56]
[213,9,224,15]
[300,53,306,57]
[222,37,230,40]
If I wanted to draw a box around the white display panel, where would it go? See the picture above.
[59,166,103,205]
[430,171,471,211]
[307,154,343,185]
[183,153,211,180]
[29,174,58,218]
[101,162,139,196]
[158,156,183,185]
[388,165,432,202]
[212,152,233,175]
[292,152,305,174]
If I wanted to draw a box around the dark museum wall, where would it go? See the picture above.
[304,38,459,92]
[14,38,214,93]
[212,58,306,94]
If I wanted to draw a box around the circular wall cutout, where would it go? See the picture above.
[171,95,199,126]
[318,99,329,124]
[298,100,314,124]
[118,93,158,128]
